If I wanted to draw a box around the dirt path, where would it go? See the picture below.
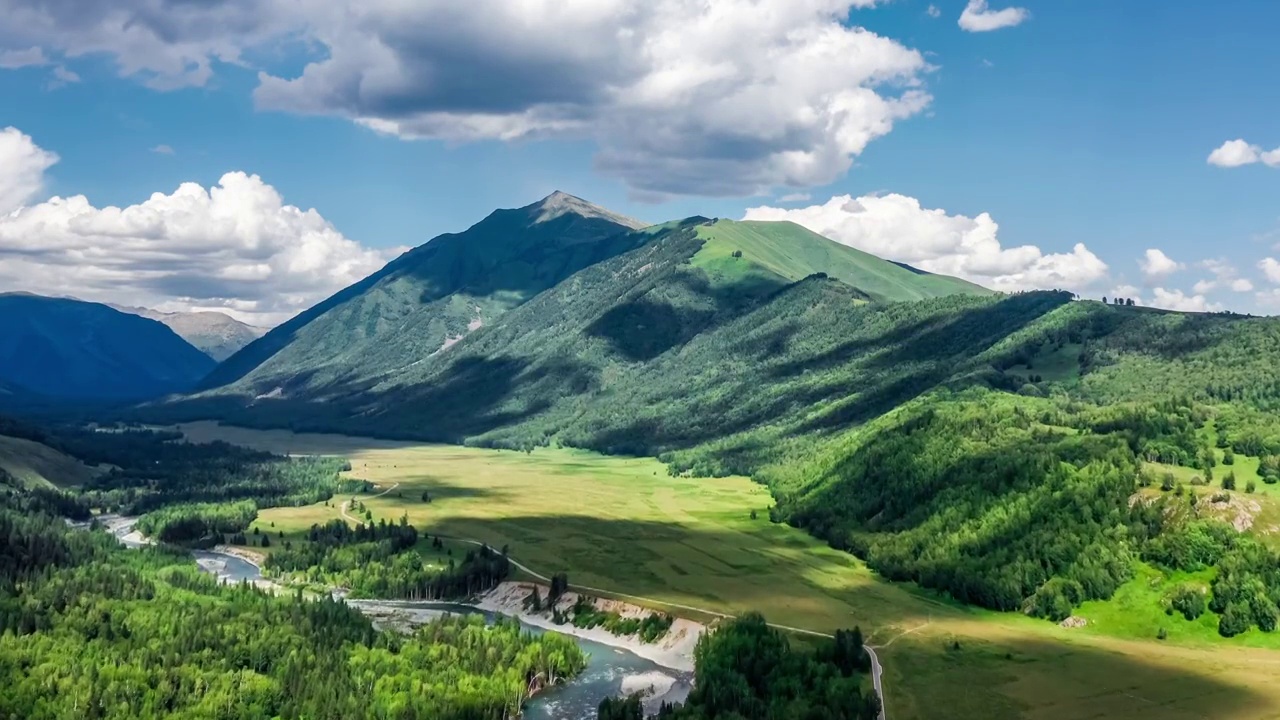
[338,482,401,523]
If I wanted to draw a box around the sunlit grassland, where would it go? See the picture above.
[179,421,1280,720]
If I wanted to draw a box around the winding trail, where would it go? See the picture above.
[339,482,401,523]
[334,490,897,719]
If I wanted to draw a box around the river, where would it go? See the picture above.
[99,516,693,719]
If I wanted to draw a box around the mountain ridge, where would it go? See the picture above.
[0,294,215,401]
[109,305,266,361]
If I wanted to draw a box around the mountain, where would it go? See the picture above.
[144,192,1280,639]
[197,191,652,395]
[173,197,995,434]
[0,294,216,401]
[690,219,990,302]
[110,305,266,361]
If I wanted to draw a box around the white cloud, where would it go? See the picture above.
[151,144,175,155]
[1138,248,1183,279]
[50,65,79,84]
[927,5,941,18]
[1192,279,1216,295]
[1109,285,1141,301]
[778,192,811,203]
[1196,259,1253,293]
[0,46,47,68]
[0,0,299,89]
[743,193,1108,293]
[1,0,930,198]
[0,126,58,214]
[1149,287,1222,313]
[1260,257,1280,284]
[1207,139,1280,168]
[0,130,397,326]
[958,0,1030,32]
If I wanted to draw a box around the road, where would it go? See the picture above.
[340,490,894,720]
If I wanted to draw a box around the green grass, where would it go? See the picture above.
[179,422,1280,720]
[0,434,101,489]
[690,219,990,303]
[1006,342,1084,384]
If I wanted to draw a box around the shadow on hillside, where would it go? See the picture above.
[585,268,789,362]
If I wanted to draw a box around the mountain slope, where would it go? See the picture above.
[111,306,266,361]
[691,219,991,302]
[0,294,215,401]
[198,191,650,396]
[162,216,1033,450]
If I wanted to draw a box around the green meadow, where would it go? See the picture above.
[179,421,1280,720]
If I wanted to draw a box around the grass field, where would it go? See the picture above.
[179,421,1280,720]
[0,434,101,488]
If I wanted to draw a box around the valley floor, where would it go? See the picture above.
[178,421,1280,720]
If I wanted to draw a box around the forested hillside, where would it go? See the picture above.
[0,474,586,719]
[0,294,215,401]
[198,192,650,396]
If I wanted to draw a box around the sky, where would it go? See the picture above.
[1,0,1278,325]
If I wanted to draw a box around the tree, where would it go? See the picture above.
[1219,601,1252,637]
[421,490,432,503]
[549,573,570,602]
[598,694,644,720]
[1223,448,1235,465]
[1161,474,1176,492]
[1222,472,1236,491]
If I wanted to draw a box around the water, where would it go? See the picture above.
[103,518,693,719]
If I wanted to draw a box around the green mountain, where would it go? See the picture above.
[198,191,650,396]
[193,197,989,408]
[690,219,990,302]
[0,294,215,401]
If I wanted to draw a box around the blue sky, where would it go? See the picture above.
[1,0,1277,323]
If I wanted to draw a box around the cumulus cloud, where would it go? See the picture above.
[1149,287,1222,313]
[1231,278,1254,292]
[743,193,1108,293]
[0,126,58,214]
[1261,258,1280,285]
[0,0,299,89]
[1139,248,1183,279]
[1207,139,1280,168]
[927,5,942,18]
[0,130,397,326]
[0,46,47,68]
[1,0,931,198]
[958,0,1030,32]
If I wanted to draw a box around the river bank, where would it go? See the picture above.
[477,581,706,673]
[101,519,699,716]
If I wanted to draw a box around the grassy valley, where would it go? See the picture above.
[174,421,1280,720]
[10,193,1280,719]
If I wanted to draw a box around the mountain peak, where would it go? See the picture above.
[530,191,648,230]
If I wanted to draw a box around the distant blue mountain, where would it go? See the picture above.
[0,293,216,401]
